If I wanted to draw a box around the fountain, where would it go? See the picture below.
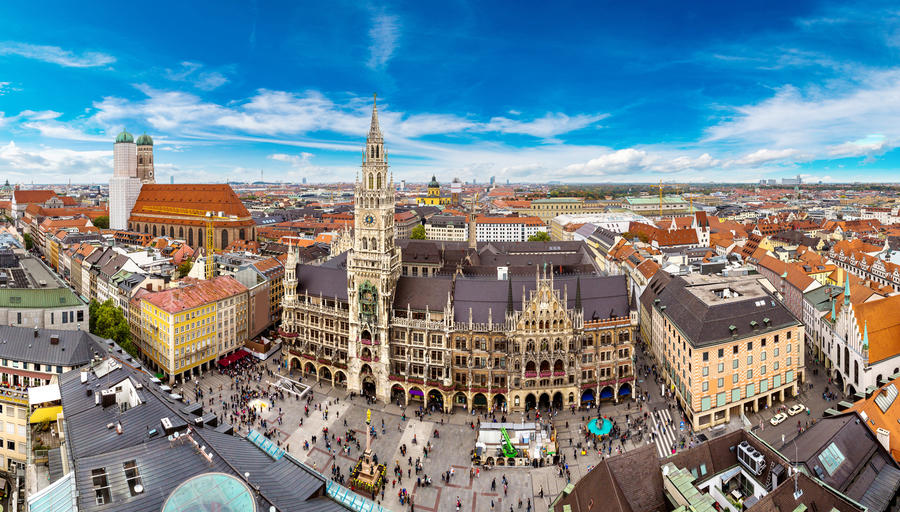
[587,417,612,437]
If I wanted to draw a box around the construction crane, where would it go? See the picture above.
[143,206,231,280]
[654,179,664,217]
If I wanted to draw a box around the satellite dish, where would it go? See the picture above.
[134,484,144,494]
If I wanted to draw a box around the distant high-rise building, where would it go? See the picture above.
[450,177,463,205]
[302,177,307,185]
[170,175,174,185]
[400,179,406,191]
[490,176,495,186]
[110,129,152,230]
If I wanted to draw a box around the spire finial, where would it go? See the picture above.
[863,320,869,350]
[368,93,382,139]
[844,276,851,306]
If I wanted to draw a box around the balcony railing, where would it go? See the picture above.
[524,371,537,378]
[540,371,551,377]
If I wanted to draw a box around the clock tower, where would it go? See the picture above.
[347,95,401,400]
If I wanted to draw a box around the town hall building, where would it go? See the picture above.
[279,99,636,412]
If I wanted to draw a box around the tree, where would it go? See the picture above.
[528,231,551,242]
[410,225,426,240]
[89,299,138,359]
[176,259,193,278]
[93,216,109,229]
[22,233,33,251]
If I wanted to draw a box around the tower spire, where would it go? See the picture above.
[368,93,382,140]
[863,320,869,350]
[844,276,851,307]
[575,276,582,311]
[507,277,514,314]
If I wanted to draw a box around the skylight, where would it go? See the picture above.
[818,442,845,476]
[875,384,897,413]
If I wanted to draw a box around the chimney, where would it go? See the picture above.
[50,334,59,345]
[33,328,38,338]
[876,427,890,453]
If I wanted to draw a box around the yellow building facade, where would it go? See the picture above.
[419,175,451,206]
[133,276,249,384]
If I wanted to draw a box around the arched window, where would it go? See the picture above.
[152,225,157,237]
[368,173,374,189]
[221,230,229,249]
[188,228,194,247]
[239,228,245,240]
[169,226,174,237]
[179,227,184,238]
[377,173,382,189]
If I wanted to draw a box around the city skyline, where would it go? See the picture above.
[2,1,900,184]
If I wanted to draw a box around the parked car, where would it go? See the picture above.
[770,412,788,425]
[788,404,806,416]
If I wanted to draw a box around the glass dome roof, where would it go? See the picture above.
[162,472,257,512]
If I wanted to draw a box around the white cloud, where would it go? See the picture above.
[731,148,801,166]
[705,70,900,158]
[269,152,314,169]
[165,61,229,91]
[0,141,111,177]
[0,41,114,68]
[828,134,889,158]
[561,148,719,177]
[367,14,400,70]
[483,112,608,138]
[87,87,607,143]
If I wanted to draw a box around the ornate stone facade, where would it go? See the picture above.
[279,100,636,412]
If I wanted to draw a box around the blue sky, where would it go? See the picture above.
[1,1,900,184]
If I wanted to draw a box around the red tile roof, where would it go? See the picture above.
[143,276,247,314]
[14,190,56,204]
[130,184,253,227]
[627,221,699,247]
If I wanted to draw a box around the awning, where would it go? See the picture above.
[218,349,249,367]
[581,390,594,402]
[618,386,631,396]
[720,466,741,484]
[29,405,62,424]
[28,384,61,407]
[599,388,614,399]
[409,389,424,397]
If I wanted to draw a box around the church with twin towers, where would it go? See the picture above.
[109,130,155,230]
[279,98,637,413]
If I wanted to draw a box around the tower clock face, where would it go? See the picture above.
[365,215,375,225]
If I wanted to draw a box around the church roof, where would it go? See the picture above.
[428,175,440,188]
[130,184,254,227]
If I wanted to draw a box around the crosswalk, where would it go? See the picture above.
[650,408,681,458]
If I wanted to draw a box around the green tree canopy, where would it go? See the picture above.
[22,233,33,251]
[176,259,193,278]
[89,299,138,358]
[410,225,426,239]
[93,216,109,229]
[528,231,551,242]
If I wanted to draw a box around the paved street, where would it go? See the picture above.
[166,341,843,512]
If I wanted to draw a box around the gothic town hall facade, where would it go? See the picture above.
[279,101,636,412]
